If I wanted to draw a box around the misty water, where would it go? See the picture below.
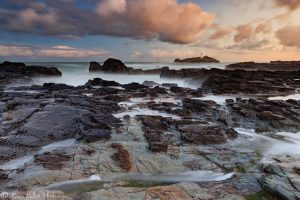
[26,62,228,88]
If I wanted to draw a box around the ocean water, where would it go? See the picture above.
[25,62,228,88]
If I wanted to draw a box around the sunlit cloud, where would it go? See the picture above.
[0,44,110,58]
[277,25,300,48]
[150,49,201,59]
[0,44,34,57]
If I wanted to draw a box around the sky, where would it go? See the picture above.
[0,0,300,62]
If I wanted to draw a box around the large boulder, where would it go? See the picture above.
[89,61,102,71]
[102,58,129,73]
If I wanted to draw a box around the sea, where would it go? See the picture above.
[25,62,229,88]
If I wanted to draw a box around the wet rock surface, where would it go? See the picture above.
[0,62,300,199]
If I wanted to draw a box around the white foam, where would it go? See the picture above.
[40,139,76,153]
[88,174,102,181]
[120,170,234,183]
[0,156,33,170]
[119,97,181,107]
[192,95,245,105]
[268,94,300,101]
[113,108,181,119]
[235,128,300,163]
[178,170,235,182]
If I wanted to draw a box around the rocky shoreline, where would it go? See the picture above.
[0,60,300,199]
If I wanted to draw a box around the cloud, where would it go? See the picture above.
[131,51,143,58]
[209,27,231,40]
[277,25,300,48]
[255,22,272,34]
[0,44,110,58]
[97,0,126,16]
[8,8,59,34]
[274,0,300,11]
[0,0,214,44]
[150,49,201,59]
[0,44,34,57]
[228,39,269,50]
[234,24,253,43]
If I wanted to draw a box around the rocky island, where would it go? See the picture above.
[174,56,220,63]
[0,60,300,199]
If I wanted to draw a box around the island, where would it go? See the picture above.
[174,56,220,63]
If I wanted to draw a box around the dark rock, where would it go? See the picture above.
[259,111,284,120]
[89,61,102,71]
[226,61,300,71]
[102,58,129,73]
[0,169,8,181]
[80,129,111,143]
[178,125,226,145]
[42,83,75,90]
[24,66,62,76]
[226,128,239,139]
[85,78,120,87]
[142,81,159,87]
[7,135,41,147]
[183,98,218,112]
[138,116,173,152]
[122,82,148,91]
[34,149,72,170]
[0,146,15,161]
[162,83,178,88]
[0,61,25,68]
[148,142,168,152]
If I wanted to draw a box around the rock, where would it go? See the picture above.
[178,125,227,145]
[183,98,218,112]
[34,149,72,169]
[42,83,75,90]
[89,61,102,71]
[162,83,178,88]
[7,135,41,147]
[0,61,25,68]
[226,128,239,139]
[174,56,220,63]
[148,142,168,152]
[25,66,62,76]
[0,61,62,76]
[259,162,300,200]
[102,58,129,73]
[226,61,300,71]
[85,78,121,87]
[142,81,159,87]
[122,82,148,91]
[111,143,131,171]
[21,105,82,144]
[0,169,8,181]
[138,116,174,152]
[259,111,284,120]
[80,129,111,143]
[0,146,15,161]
